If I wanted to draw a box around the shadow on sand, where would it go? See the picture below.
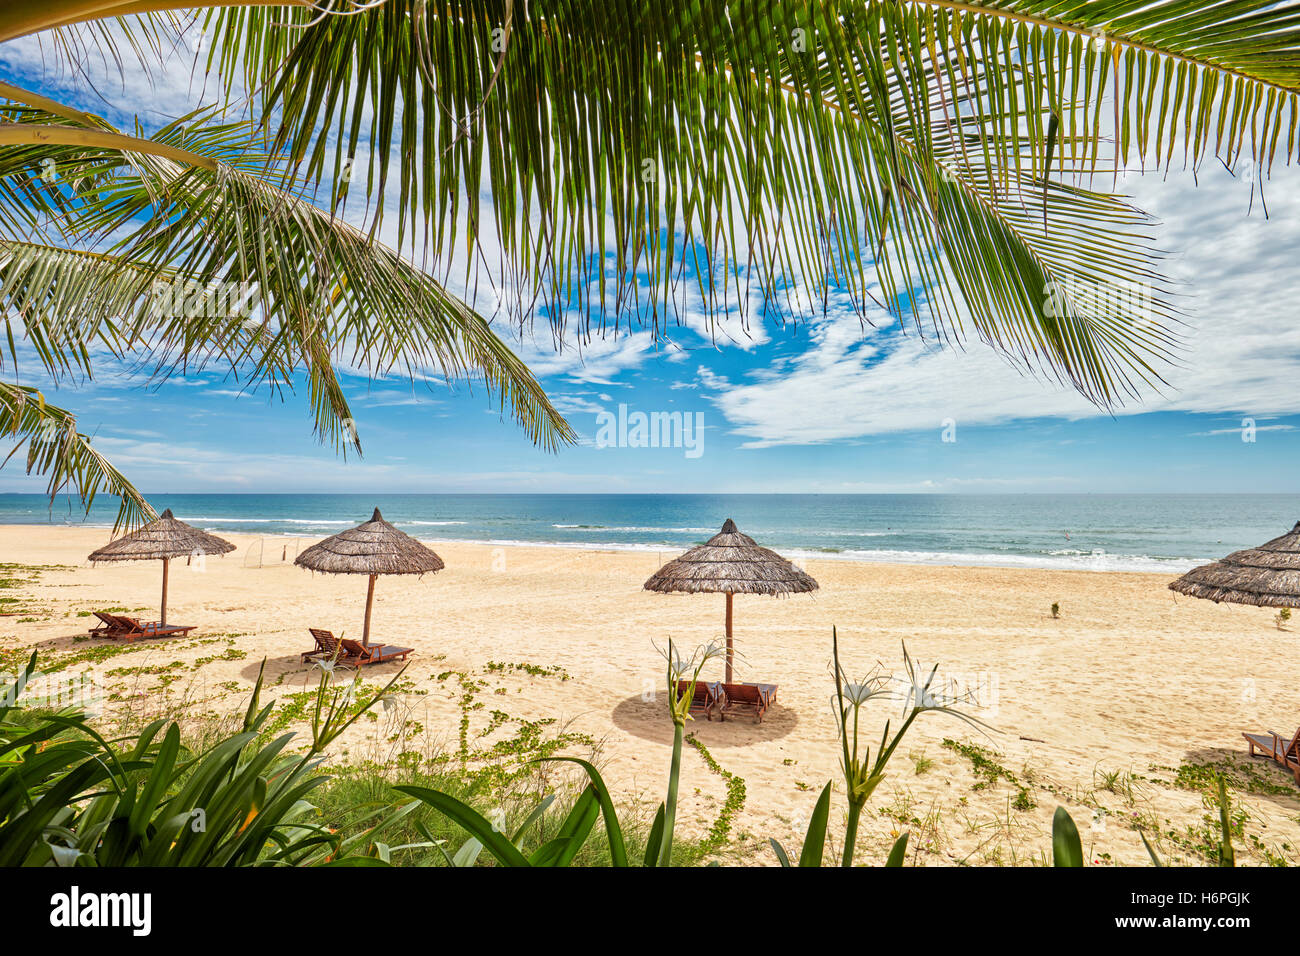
[1180,746,1300,795]
[238,655,408,687]
[13,629,194,659]
[17,631,107,655]
[610,692,798,746]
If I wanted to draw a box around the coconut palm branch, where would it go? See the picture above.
[0,382,154,530]
[194,0,1299,401]
[0,75,573,525]
[5,107,570,446]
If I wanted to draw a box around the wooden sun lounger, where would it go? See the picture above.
[90,613,195,642]
[303,627,347,664]
[88,611,153,637]
[114,615,195,641]
[718,682,778,723]
[340,638,413,665]
[675,679,724,720]
[88,610,122,636]
[303,629,412,667]
[1244,727,1300,784]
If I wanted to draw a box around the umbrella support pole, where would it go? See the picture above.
[160,557,169,626]
[725,591,733,684]
[362,573,377,648]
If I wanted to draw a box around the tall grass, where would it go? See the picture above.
[0,649,712,866]
[314,761,711,866]
[0,652,413,865]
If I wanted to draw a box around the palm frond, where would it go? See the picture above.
[0,381,154,532]
[929,1,1300,177]
[0,241,150,386]
[206,0,1300,405]
[0,103,574,452]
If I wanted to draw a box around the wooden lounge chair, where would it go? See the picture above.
[302,627,348,664]
[675,679,724,720]
[340,638,413,666]
[91,613,195,642]
[1243,726,1300,784]
[719,682,778,723]
[88,610,124,636]
[114,615,195,641]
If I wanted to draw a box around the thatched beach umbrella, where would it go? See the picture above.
[294,508,444,647]
[644,518,818,682]
[88,509,235,625]
[1170,521,1300,608]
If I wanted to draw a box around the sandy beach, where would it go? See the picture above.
[3,524,1298,866]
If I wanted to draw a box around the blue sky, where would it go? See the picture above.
[3,27,1299,495]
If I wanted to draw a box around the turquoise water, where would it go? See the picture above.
[1,493,1295,572]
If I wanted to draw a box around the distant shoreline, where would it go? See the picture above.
[0,522,1198,574]
[6,490,1281,575]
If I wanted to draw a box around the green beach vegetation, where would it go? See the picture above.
[0,623,1271,866]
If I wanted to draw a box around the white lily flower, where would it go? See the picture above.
[841,682,878,705]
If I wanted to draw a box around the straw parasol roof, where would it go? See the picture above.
[294,508,444,575]
[644,519,819,595]
[88,509,235,562]
[645,519,817,683]
[87,509,234,626]
[295,508,443,647]
[1169,521,1300,608]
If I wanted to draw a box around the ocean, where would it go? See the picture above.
[1,493,1295,573]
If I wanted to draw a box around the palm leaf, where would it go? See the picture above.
[0,381,154,532]
[0,101,574,455]
[201,0,1300,407]
[0,240,164,380]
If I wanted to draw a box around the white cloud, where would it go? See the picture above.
[348,387,442,408]
[696,161,1300,446]
[506,327,664,385]
[548,393,607,416]
[1192,423,1295,437]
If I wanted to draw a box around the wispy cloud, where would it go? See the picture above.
[1192,423,1295,437]
[692,161,1300,447]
